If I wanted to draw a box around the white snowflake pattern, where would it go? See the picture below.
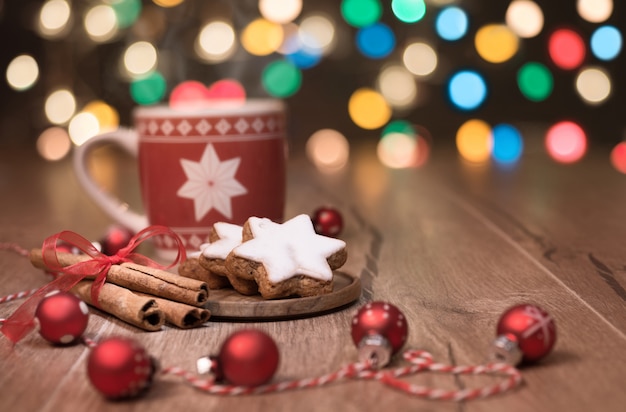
[176,143,247,221]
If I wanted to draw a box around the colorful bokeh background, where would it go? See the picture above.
[1,0,625,172]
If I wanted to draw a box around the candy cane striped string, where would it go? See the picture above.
[0,288,40,304]
[0,242,30,258]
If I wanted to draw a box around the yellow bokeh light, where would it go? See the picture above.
[348,88,391,130]
[259,0,302,24]
[577,0,613,23]
[456,119,493,163]
[6,55,39,91]
[506,1,544,38]
[576,67,611,105]
[83,100,120,132]
[45,89,76,124]
[38,0,71,38]
[153,0,185,7]
[241,18,284,56]
[124,41,158,76]
[377,65,417,109]
[196,21,236,62]
[68,112,100,146]
[84,5,118,42]
[37,127,72,161]
[475,24,519,63]
[377,132,418,169]
[299,14,336,55]
[306,129,350,172]
[403,42,437,77]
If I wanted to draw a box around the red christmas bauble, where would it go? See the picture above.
[87,337,155,399]
[312,207,343,237]
[100,225,134,255]
[497,304,556,363]
[351,301,408,355]
[35,291,89,344]
[217,329,279,386]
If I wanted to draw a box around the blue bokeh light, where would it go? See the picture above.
[447,70,488,111]
[591,25,622,61]
[356,22,396,59]
[492,123,523,164]
[435,6,469,41]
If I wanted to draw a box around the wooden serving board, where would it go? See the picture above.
[204,271,361,320]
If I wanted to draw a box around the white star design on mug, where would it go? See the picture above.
[177,143,247,221]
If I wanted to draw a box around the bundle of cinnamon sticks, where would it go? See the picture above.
[29,249,211,331]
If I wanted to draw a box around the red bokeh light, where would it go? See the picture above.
[545,121,587,163]
[548,29,586,70]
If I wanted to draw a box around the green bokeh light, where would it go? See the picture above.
[262,60,302,98]
[382,120,416,137]
[111,0,142,29]
[517,62,553,102]
[392,0,426,23]
[341,0,382,28]
[130,71,166,105]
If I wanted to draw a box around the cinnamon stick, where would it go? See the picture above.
[29,249,209,307]
[72,280,164,331]
[138,293,211,329]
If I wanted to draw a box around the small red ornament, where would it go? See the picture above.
[100,225,134,255]
[492,304,556,365]
[351,301,408,368]
[213,329,279,386]
[312,207,343,237]
[34,291,89,344]
[87,337,156,399]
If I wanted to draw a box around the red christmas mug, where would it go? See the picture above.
[73,100,287,257]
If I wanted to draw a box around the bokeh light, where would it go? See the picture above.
[286,34,323,69]
[475,24,519,63]
[435,6,469,41]
[169,80,209,110]
[348,88,391,130]
[610,141,626,174]
[517,62,553,101]
[299,14,336,55]
[577,0,613,23]
[130,71,166,105]
[83,100,119,132]
[45,89,76,124]
[262,60,301,97]
[6,55,39,91]
[377,65,417,109]
[207,79,246,103]
[123,41,158,76]
[153,0,184,7]
[382,119,415,137]
[241,18,284,56]
[545,121,587,163]
[68,112,100,146]
[447,70,488,111]
[341,0,382,28]
[356,23,395,59]
[505,0,544,38]
[591,26,622,61]
[492,123,523,165]
[36,127,72,161]
[391,0,426,23]
[196,21,236,62]
[403,42,437,76]
[377,132,418,168]
[259,0,302,24]
[84,4,118,42]
[306,129,350,172]
[548,28,585,70]
[38,0,71,38]
[111,0,142,29]
[575,67,611,105]
[456,119,492,163]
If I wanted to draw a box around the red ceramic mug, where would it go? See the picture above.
[73,99,287,257]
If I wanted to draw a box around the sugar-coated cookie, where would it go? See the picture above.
[178,252,231,290]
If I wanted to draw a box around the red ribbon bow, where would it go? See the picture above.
[1,226,186,344]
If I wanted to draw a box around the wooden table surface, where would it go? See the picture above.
[1,136,625,412]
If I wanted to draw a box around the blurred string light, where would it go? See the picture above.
[68,112,100,146]
[278,23,301,55]
[356,22,395,59]
[6,55,39,91]
[491,123,523,165]
[299,14,337,56]
[403,42,437,76]
[377,132,418,168]
[123,41,158,76]
[306,129,350,172]
[456,119,492,163]
[196,21,236,63]
[575,67,611,105]
[376,65,417,109]
[548,28,585,70]
[241,18,284,56]
[475,24,519,63]
[111,0,142,29]
[83,101,120,132]
[170,80,211,110]
[505,0,543,38]
[341,0,381,28]
[435,6,468,41]
[391,0,426,23]
[152,0,185,7]
[262,60,301,97]
[130,71,166,105]
[38,0,72,38]
[517,62,553,101]
[44,89,76,124]
[590,26,622,61]
[577,0,613,23]
[348,88,391,130]
[545,121,587,164]
[84,4,118,42]
[447,70,488,111]
[610,141,626,174]
[37,127,72,161]
[259,0,302,24]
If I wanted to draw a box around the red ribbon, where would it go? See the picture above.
[1,225,186,344]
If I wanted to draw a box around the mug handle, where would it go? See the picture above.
[72,128,149,233]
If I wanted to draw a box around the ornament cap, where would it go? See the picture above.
[357,333,392,368]
[489,334,523,365]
